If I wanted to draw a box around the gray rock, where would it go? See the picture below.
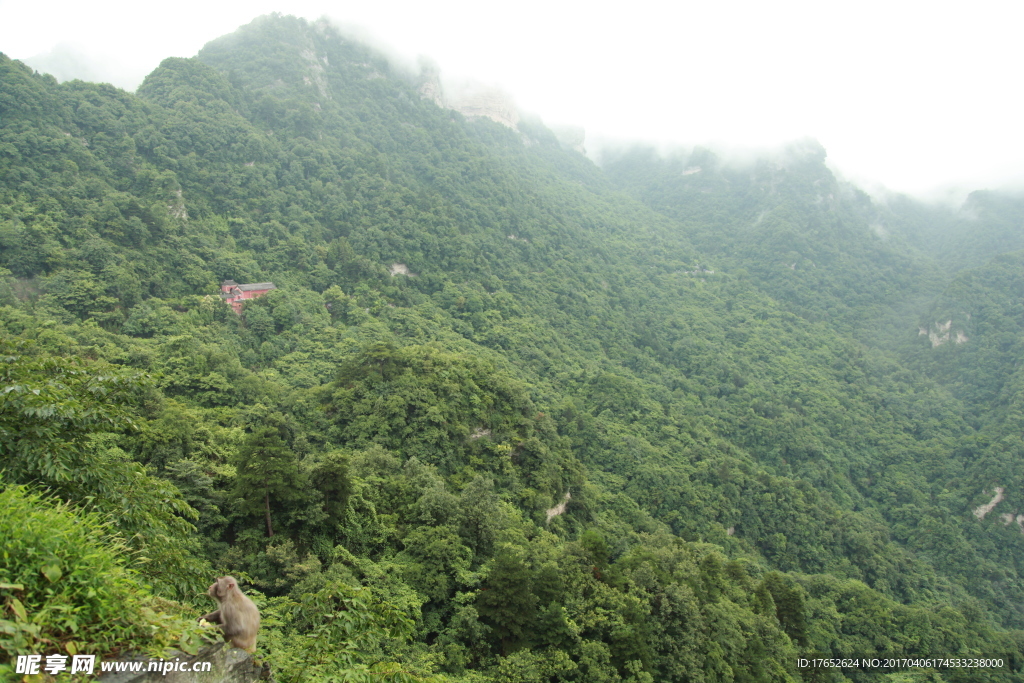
[97,643,270,683]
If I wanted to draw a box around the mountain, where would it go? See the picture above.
[3,14,1024,682]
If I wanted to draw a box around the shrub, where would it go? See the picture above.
[0,483,205,672]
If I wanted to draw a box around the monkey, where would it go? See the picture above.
[199,576,260,652]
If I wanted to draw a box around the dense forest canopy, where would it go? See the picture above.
[3,13,1024,682]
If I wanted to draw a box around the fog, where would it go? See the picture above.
[4,0,1023,199]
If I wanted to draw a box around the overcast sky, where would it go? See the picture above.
[3,0,1022,199]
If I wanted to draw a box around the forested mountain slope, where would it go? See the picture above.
[602,146,1024,348]
[3,14,1024,682]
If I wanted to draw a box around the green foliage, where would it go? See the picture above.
[0,482,208,669]
[477,543,539,655]
[310,450,353,529]
[761,572,808,646]
[326,343,579,498]
[233,413,306,537]
[0,339,139,479]
[0,340,208,598]
[4,12,1024,681]
[259,580,440,682]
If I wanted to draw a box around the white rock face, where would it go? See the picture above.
[168,189,188,221]
[445,82,520,130]
[417,60,445,107]
[924,319,968,347]
[300,48,329,99]
[545,490,571,524]
[974,486,1005,519]
[1000,512,1024,534]
[416,61,520,130]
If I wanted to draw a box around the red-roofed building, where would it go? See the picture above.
[221,280,276,314]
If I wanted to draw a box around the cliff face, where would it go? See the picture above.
[416,59,445,108]
[445,82,520,130]
[417,63,520,130]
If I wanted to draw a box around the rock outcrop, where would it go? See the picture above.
[416,62,520,131]
[546,490,572,524]
[919,319,968,347]
[973,486,1005,519]
[300,47,329,99]
[417,58,445,108]
[97,643,269,683]
[445,82,520,130]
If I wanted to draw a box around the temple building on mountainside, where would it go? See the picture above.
[221,280,275,314]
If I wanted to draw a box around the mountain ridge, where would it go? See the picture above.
[4,14,1024,681]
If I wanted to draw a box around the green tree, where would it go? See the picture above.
[309,450,352,529]
[762,572,808,646]
[233,414,304,537]
[0,340,205,597]
[477,543,538,655]
[258,580,440,682]
[0,482,207,667]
